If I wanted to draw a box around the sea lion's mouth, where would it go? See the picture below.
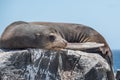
[44,39,67,50]
[51,46,64,50]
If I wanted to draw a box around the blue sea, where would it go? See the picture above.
[112,50,120,72]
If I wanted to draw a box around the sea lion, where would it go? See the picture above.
[0,21,114,80]
[30,22,115,80]
[0,21,67,50]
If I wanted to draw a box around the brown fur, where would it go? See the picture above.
[0,21,67,50]
[0,21,114,80]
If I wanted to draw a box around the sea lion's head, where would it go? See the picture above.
[34,27,67,50]
[0,21,67,50]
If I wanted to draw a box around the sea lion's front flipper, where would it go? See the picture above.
[66,42,104,50]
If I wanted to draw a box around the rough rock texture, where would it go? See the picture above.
[0,49,110,80]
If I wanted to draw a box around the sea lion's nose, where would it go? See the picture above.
[62,39,67,47]
[65,42,67,46]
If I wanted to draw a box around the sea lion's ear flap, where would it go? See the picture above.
[35,33,42,39]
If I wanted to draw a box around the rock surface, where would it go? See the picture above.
[0,49,111,80]
[116,69,120,80]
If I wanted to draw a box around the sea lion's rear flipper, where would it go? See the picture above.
[99,47,114,80]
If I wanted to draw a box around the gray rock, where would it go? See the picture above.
[0,49,111,80]
[116,69,120,80]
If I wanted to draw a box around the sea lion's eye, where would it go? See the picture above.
[48,35,56,42]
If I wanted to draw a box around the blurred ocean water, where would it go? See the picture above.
[112,50,120,72]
